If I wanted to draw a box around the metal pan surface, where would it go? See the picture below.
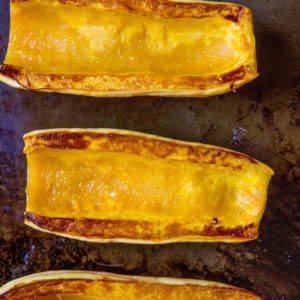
[0,0,299,299]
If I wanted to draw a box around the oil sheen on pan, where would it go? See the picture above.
[23,129,274,244]
[0,271,262,299]
[0,0,257,97]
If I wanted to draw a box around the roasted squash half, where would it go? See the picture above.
[0,0,257,97]
[0,271,262,300]
[23,129,273,243]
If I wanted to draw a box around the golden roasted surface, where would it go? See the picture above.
[23,129,274,243]
[0,0,257,97]
[0,271,262,300]
[6,1,248,75]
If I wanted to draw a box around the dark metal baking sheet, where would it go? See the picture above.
[0,0,299,299]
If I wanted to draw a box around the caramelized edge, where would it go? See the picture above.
[0,271,262,300]
[0,65,257,96]
[24,213,259,243]
[23,128,274,174]
[11,0,250,21]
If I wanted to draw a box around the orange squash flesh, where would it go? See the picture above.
[0,0,257,97]
[23,129,273,243]
[0,271,262,300]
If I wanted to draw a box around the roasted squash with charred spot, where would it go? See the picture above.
[0,0,257,97]
[0,271,262,300]
[23,129,273,243]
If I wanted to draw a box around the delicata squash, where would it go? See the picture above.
[0,271,262,300]
[23,129,273,243]
[0,0,257,97]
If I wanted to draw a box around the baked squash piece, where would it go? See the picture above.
[23,129,273,243]
[0,271,262,300]
[0,0,257,97]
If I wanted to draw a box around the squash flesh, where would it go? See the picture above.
[27,149,268,227]
[24,129,273,243]
[6,0,245,76]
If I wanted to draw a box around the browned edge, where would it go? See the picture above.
[23,129,259,170]
[25,213,258,241]
[11,0,250,22]
[0,64,255,92]
[0,277,261,300]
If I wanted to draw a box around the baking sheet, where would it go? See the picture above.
[0,0,299,299]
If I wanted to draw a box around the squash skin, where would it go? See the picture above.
[0,271,262,300]
[23,129,273,244]
[0,0,257,97]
